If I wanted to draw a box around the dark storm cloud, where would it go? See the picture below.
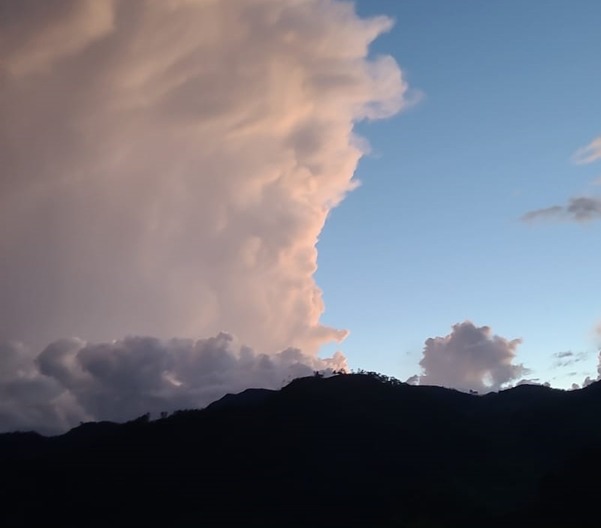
[0,333,346,434]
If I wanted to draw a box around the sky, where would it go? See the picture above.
[317,0,601,389]
[0,0,600,433]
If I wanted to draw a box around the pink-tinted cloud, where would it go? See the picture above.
[415,321,528,392]
[0,0,406,354]
[573,136,601,165]
[0,0,408,433]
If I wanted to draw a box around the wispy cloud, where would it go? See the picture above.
[522,135,601,223]
[521,197,601,223]
[554,351,576,359]
[573,136,601,165]
[0,334,347,434]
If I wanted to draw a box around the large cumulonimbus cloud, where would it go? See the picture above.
[0,0,407,432]
[412,321,528,393]
[0,0,406,353]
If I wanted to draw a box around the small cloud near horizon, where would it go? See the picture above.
[411,321,528,393]
[516,378,551,388]
[521,135,601,222]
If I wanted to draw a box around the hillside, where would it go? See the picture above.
[1,373,600,527]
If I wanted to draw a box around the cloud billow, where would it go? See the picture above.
[573,136,601,165]
[0,0,407,432]
[0,334,346,434]
[413,321,528,393]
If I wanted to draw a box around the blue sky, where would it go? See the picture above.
[317,0,601,387]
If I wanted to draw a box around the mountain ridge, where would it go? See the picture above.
[0,373,599,527]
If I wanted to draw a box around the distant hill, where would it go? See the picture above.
[0,373,600,527]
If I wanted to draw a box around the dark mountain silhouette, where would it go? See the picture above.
[1,372,600,527]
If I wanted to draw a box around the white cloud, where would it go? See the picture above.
[414,321,528,393]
